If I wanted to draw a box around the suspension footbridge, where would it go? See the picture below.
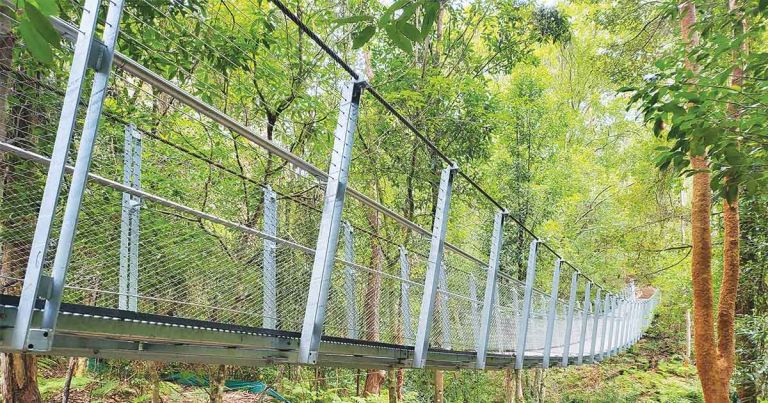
[0,0,658,370]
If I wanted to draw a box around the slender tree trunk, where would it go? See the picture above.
[209,365,226,403]
[149,362,161,403]
[434,370,444,403]
[363,206,385,395]
[387,369,397,403]
[62,358,77,403]
[504,368,514,403]
[717,0,746,390]
[679,2,731,401]
[514,368,524,402]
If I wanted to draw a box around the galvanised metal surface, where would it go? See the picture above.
[0,0,661,370]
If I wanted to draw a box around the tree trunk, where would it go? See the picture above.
[149,362,161,403]
[363,370,385,396]
[434,370,444,403]
[685,309,692,365]
[514,368,524,402]
[363,208,384,395]
[62,358,77,403]
[0,353,41,402]
[679,1,731,401]
[387,369,397,403]
[209,365,226,403]
[503,368,513,403]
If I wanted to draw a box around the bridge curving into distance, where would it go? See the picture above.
[0,0,658,370]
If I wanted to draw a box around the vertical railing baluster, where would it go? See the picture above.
[127,126,141,312]
[119,126,133,311]
[560,271,579,367]
[299,79,365,364]
[263,186,278,329]
[606,296,617,356]
[476,211,505,369]
[413,165,457,368]
[542,259,562,368]
[515,239,540,369]
[589,289,602,363]
[598,294,610,360]
[577,282,591,364]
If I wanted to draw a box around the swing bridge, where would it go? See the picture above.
[0,0,659,370]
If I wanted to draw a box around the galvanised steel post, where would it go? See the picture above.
[598,294,610,360]
[11,0,110,351]
[438,263,451,349]
[127,125,141,312]
[413,164,457,368]
[342,221,356,338]
[606,296,617,356]
[542,258,563,369]
[399,246,413,342]
[299,79,365,364]
[577,282,591,364]
[119,124,141,311]
[476,211,505,369]
[588,288,602,363]
[560,270,579,367]
[613,297,623,355]
[18,0,128,352]
[515,239,540,369]
[263,186,278,329]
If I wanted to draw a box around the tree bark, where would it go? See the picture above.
[62,358,77,403]
[0,353,41,402]
[503,368,513,403]
[209,364,226,403]
[434,370,444,403]
[679,2,731,401]
[387,369,397,403]
[514,368,523,402]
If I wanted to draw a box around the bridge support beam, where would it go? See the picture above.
[413,165,457,368]
[119,124,142,312]
[560,270,579,366]
[577,282,591,364]
[542,258,562,369]
[12,0,127,352]
[262,186,278,329]
[588,288,602,363]
[515,239,540,369]
[475,211,504,369]
[299,79,364,364]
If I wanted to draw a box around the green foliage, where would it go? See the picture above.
[625,1,768,202]
[9,0,61,64]
[336,0,439,52]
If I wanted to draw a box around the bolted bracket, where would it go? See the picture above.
[26,328,53,351]
[87,39,108,71]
